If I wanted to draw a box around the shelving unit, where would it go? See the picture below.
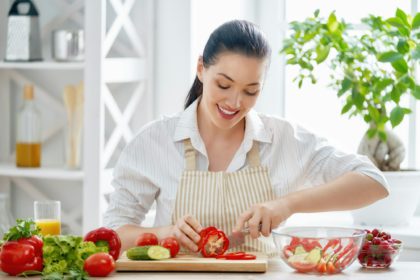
[0,163,83,181]
[0,0,155,234]
[0,61,85,70]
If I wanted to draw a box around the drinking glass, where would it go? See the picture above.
[34,200,61,236]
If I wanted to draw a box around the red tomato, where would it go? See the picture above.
[136,233,158,246]
[160,237,180,257]
[84,253,115,277]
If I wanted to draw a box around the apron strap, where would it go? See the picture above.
[183,139,261,170]
[246,141,261,168]
[183,139,196,170]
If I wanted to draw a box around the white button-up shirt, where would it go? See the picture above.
[103,100,388,229]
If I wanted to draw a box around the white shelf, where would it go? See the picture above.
[0,61,85,70]
[0,163,84,180]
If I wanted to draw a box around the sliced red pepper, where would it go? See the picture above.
[198,227,229,258]
[335,239,354,262]
[215,252,256,260]
[301,239,322,251]
[336,246,358,269]
[84,227,122,260]
[323,238,342,259]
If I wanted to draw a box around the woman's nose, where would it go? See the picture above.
[226,92,241,109]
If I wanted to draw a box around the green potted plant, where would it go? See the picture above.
[281,8,420,226]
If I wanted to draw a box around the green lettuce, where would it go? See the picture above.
[42,235,108,275]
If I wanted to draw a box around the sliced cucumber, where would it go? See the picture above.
[288,253,309,263]
[305,248,322,264]
[126,245,171,260]
[294,245,307,255]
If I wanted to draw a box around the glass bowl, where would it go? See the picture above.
[358,239,402,268]
[272,226,366,274]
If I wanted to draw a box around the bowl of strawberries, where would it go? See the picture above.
[357,228,402,269]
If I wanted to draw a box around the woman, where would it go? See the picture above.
[103,20,388,255]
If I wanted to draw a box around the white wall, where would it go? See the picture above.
[153,0,192,117]
[152,0,286,118]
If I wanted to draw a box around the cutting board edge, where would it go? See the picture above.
[116,262,268,272]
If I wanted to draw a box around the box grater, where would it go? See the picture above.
[5,0,42,61]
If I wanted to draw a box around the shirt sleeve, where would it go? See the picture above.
[103,136,158,230]
[296,124,389,190]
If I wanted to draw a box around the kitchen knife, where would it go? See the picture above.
[227,224,262,249]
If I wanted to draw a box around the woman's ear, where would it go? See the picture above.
[197,56,204,82]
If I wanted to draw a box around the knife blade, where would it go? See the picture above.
[227,224,262,249]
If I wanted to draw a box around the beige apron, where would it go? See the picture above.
[171,139,277,255]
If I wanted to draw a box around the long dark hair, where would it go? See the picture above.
[184,20,271,109]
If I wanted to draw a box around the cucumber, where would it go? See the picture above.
[305,248,322,264]
[126,245,171,260]
[294,245,307,255]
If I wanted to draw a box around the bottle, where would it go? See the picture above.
[0,193,14,238]
[16,84,42,167]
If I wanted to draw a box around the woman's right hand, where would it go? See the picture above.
[171,215,203,252]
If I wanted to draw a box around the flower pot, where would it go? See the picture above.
[351,171,420,226]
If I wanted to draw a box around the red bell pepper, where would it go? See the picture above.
[0,241,43,276]
[84,227,122,260]
[17,235,43,257]
[215,251,257,260]
[198,226,229,258]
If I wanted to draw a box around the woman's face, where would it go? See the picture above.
[197,52,267,131]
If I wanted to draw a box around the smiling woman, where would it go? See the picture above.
[103,20,389,257]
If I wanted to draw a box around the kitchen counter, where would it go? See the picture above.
[110,262,420,279]
[1,261,418,279]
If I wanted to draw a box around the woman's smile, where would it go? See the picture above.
[217,104,240,120]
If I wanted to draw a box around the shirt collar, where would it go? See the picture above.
[173,99,273,145]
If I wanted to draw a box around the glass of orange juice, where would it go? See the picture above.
[34,200,61,236]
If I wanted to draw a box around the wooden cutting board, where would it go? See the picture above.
[116,252,268,272]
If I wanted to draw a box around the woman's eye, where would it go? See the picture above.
[245,90,258,96]
[218,84,230,90]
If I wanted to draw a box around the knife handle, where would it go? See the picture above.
[241,223,262,234]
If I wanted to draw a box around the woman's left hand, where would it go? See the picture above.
[233,198,293,239]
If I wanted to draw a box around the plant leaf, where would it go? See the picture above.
[341,102,353,114]
[390,106,404,127]
[396,8,410,27]
[387,17,410,36]
[338,78,352,96]
[351,87,365,109]
[378,130,388,141]
[391,59,408,73]
[412,12,420,29]
[397,39,410,54]
[327,13,339,33]
[315,44,331,63]
[378,51,403,62]
[366,128,377,138]
[413,85,420,99]
[390,87,401,103]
